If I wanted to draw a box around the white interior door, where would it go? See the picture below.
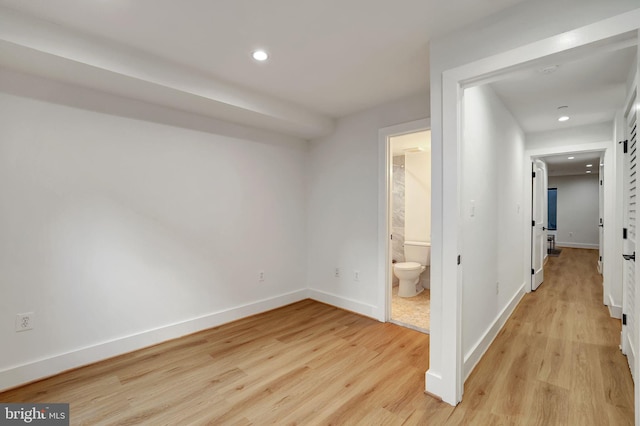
[598,158,604,274]
[532,159,547,291]
[622,89,637,382]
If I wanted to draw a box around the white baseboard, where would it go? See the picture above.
[307,289,378,319]
[608,294,623,319]
[0,289,308,392]
[425,370,444,400]
[555,242,599,249]
[463,283,526,380]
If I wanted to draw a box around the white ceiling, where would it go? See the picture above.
[489,35,636,176]
[0,0,527,138]
[0,0,634,149]
[490,44,636,134]
[543,152,603,177]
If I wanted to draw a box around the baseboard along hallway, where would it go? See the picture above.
[0,248,632,424]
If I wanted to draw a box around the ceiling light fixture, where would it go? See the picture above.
[539,65,559,74]
[252,50,268,61]
[586,171,592,174]
[557,105,569,122]
[568,156,575,160]
[586,164,593,167]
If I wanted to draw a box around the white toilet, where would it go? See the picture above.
[393,241,431,297]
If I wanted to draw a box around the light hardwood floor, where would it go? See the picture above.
[0,248,633,425]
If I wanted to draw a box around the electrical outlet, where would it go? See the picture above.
[258,271,265,282]
[496,282,499,294]
[335,268,340,278]
[569,232,573,238]
[16,312,34,332]
[354,270,360,281]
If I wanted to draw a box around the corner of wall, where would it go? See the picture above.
[307,289,380,320]
[0,289,309,392]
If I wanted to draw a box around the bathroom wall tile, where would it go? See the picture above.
[392,155,405,265]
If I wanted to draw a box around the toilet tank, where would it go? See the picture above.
[404,241,431,265]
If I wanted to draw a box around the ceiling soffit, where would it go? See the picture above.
[0,7,335,139]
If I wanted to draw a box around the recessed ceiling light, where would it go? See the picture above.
[586,164,593,167]
[586,170,592,174]
[568,156,575,160]
[252,50,268,61]
[557,105,569,122]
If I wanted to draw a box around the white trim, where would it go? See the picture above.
[526,142,610,158]
[431,70,465,405]
[436,8,640,406]
[463,283,526,380]
[608,294,623,319]
[555,242,599,249]
[425,370,444,399]
[0,289,308,392]
[524,141,613,300]
[307,289,379,319]
[377,118,431,323]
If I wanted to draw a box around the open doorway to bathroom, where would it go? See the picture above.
[388,130,431,333]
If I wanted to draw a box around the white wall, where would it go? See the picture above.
[429,0,640,404]
[548,175,600,248]
[526,121,622,313]
[0,73,309,390]
[526,122,613,150]
[404,151,431,243]
[306,93,429,319]
[461,85,525,377]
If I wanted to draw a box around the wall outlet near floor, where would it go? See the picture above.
[16,312,34,332]
[258,270,265,282]
[569,232,573,238]
[354,270,360,281]
[335,267,340,278]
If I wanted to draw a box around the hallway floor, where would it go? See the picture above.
[450,247,634,424]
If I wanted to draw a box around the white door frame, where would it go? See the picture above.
[621,72,639,405]
[377,118,431,322]
[525,145,612,295]
[434,9,640,405]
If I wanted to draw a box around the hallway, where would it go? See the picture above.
[448,248,634,424]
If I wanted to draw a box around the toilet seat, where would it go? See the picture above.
[394,262,422,271]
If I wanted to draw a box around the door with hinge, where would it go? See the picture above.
[598,158,604,274]
[621,87,637,381]
[531,159,547,291]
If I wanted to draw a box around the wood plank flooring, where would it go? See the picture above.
[0,248,634,425]
[451,248,634,425]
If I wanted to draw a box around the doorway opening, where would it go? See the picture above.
[530,151,605,291]
[432,9,639,406]
[378,119,431,333]
[388,130,431,333]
